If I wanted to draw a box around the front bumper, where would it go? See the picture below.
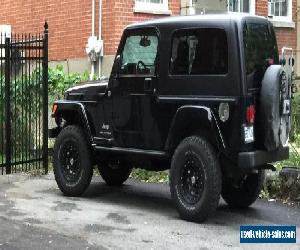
[238,147,289,169]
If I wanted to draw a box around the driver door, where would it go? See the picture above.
[110,28,159,149]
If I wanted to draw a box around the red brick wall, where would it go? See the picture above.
[256,0,297,53]
[0,0,295,60]
[0,0,180,60]
[102,0,180,55]
[0,0,92,61]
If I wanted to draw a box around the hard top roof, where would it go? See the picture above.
[126,13,268,29]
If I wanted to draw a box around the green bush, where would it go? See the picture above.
[262,169,300,202]
[0,65,89,158]
[291,93,300,143]
[48,65,89,100]
[0,70,43,156]
[290,93,300,168]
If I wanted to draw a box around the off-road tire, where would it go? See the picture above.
[53,125,93,197]
[221,170,265,208]
[258,65,291,150]
[170,136,222,223]
[98,161,132,186]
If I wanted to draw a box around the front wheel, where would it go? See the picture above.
[170,136,222,223]
[53,125,93,197]
[221,170,265,208]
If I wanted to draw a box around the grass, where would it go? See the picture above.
[275,143,300,171]
[130,169,169,183]
[282,150,300,168]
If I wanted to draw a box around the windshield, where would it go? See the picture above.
[243,21,279,88]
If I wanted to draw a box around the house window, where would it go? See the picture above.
[228,0,255,14]
[134,0,170,14]
[268,0,292,22]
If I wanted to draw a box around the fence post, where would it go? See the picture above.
[42,22,49,174]
[4,37,11,174]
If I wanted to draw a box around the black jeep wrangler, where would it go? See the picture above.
[50,14,295,222]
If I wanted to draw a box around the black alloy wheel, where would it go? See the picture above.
[179,151,206,205]
[53,125,93,197]
[59,140,81,184]
[170,136,222,223]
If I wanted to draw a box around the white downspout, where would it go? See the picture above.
[98,0,103,78]
[90,0,96,80]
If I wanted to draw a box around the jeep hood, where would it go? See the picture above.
[65,79,108,101]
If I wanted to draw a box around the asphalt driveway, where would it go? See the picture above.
[0,174,299,250]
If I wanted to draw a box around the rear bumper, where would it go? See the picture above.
[238,147,289,169]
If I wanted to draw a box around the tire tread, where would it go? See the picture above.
[170,136,222,222]
[53,125,93,197]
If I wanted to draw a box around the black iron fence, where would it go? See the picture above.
[0,23,48,174]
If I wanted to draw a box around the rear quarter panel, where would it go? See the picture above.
[155,20,244,157]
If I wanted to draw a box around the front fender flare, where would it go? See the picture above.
[51,100,94,145]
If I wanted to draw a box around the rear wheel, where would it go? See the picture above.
[221,170,265,208]
[98,160,132,186]
[53,125,93,197]
[170,136,222,223]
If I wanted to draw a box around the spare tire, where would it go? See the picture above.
[258,65,291,151]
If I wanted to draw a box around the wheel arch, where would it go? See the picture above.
[52,101,95,145]
[164,105,225,153]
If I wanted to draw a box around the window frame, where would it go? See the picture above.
[227,0,256,15]
[267,0,293,23]
[134,0,171,15]
[118,27,160,77]
[242,20,279,88]
[168,27,229,77]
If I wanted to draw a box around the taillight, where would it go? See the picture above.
[246,105,256,124]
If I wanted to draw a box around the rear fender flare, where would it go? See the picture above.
[165,105,225,152]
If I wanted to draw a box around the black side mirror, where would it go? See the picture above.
[112,55,122,76]
[109,55,122,89]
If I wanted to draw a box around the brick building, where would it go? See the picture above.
[0,0,298,77]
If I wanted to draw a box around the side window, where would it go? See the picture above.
[170,28,228,75]
[243,22,279,88]
[121,31,158,75]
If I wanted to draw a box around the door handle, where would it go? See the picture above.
[144,78,153,93]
